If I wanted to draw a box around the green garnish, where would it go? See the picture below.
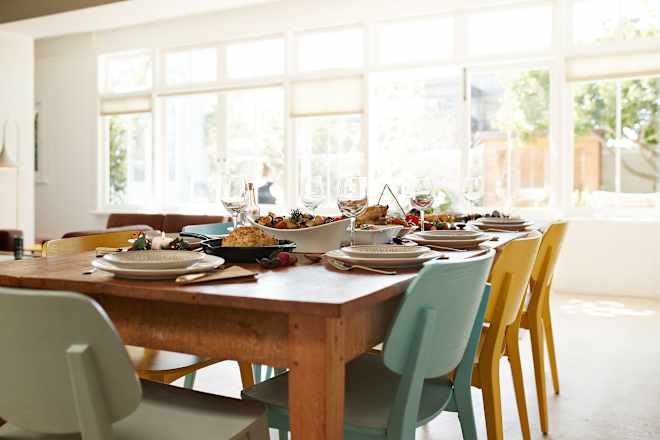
[290,208,303,223]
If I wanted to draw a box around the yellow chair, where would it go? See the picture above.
[472,231,542,440]
[42,231,255,390]
[519,221,568,435]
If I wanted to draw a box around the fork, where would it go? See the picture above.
[327,258,397,275]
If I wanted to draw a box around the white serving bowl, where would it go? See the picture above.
[347,225,403,245]
[249,218,352,253]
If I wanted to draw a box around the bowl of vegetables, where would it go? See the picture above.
[250,210,351,253]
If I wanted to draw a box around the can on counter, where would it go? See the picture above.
[14,236,24,260]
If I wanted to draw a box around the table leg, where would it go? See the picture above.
[288,314,345,440]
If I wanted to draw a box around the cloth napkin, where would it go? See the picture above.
[175,265,257,285]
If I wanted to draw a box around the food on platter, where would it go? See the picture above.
[356,204,413,227]
[257,251,298,269]
[221,226,278,247]
[256,209,341,229]
[129,232,190,251]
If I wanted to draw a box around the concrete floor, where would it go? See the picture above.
[176,292,660,439]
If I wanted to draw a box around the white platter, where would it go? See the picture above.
[104,250,204,270]
[92,254,224,280]
[325,249,444,268]
[414,230,483,241]
[340,245,430,259]
[249,218,351,253]
[407,233,492,249]
[348,225,403,245]
[473,220,534,231]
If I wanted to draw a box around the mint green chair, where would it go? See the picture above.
[182,222,232,236]
[242,251,494,440]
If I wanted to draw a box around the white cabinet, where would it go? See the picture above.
[0,167,17,229]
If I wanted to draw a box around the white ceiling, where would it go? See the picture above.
[0,0,277,39]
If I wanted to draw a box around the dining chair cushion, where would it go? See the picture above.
[242,353,453,432]
[0,380,268,440]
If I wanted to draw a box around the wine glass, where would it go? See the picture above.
[221,176,247,230]
[337,176,368,246]
[409,177,434,232]
[463,176,485,212]
[300,176,326,214]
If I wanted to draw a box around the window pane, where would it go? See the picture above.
[470,69,551,208]
[370,68,462,210]
[165,47,217,85]
[573,77,660,207]
[226,38,285,79]
[100,51,152,93]
[467,6,552,56]
[164,94,219,206]
[297,28,364,72]
[377,17,453,65]
[296,115,364,206]
[573,0,660,45]
[104,113,152,205]
[224,87,286,205]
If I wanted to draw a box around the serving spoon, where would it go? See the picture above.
[326,258,397,275]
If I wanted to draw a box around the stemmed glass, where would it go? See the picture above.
[337,176,368,246]
[410,177,434,232]
[221,176,247,230]
[300,176,326,214]
[463,176,485,212]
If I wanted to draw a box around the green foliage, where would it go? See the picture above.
[108,117,127,204]
[503,70,550,144]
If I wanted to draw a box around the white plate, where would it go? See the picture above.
[480,217,526,225]
[348,225,404,245]
[407,234,492,249]
[249,218,351,253]
[473,220,534,231]
[325,249,443,268]
[92,254,225,280]
[414,230,483,240]
[104,250,205,270]
[341,245,430,259]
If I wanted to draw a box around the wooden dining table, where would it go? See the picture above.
[0,232,526,439]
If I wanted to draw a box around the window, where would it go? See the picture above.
[467,6,552,56]
[164,47,217,85]
[296,27,364,72]
[225,38,285,79]
[370,68,462,209]
[573,0,660,45]
[99,50,152,93]
[573,75,660,208]
[103,113,152,206]
[377,17,454,65]
[469,69,551,208]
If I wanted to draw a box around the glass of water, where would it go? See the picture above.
[221,175,247,230]
[301,176,326,214]
[337,176,368,246]
[410,177,434,231]
[463,176,485,212]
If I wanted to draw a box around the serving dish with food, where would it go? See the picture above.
[356,204,415,237]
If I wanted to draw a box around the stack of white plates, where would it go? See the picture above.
[473,216,533,231]
[406,229,491,250]
[325,244,441,269]
[91,250,224,280]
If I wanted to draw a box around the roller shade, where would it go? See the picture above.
[100,95,152,116]
[567,51,660,82]
[290,76,363,117]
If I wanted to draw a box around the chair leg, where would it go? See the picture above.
[183,372,196,390]
[453,389,478,440]
[238,362,255,389]
[278,429,288,440]
[506,332,532,440]
[530,320,549,435]
[480,361,504,440]
[543,304,560,395]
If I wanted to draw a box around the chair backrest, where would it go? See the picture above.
[528,221,568,311]
[42,231,140,257]
[485,231,542,328]
[0,288,141,434]
[181,222,233,236]
[383,251,494,379]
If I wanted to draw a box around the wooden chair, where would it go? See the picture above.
[243,251,495,440]
[42,231,255,390]
[473,231,542,440]
[0,287,268,440]
[519,221,568,435]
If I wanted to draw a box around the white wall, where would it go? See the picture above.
[0,31,34,244]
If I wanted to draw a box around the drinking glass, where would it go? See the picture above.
[463,176,485,212]
[409,177,434,231]
[221,176,247,230]
[337,176,368,246]
[301,176,326,213]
